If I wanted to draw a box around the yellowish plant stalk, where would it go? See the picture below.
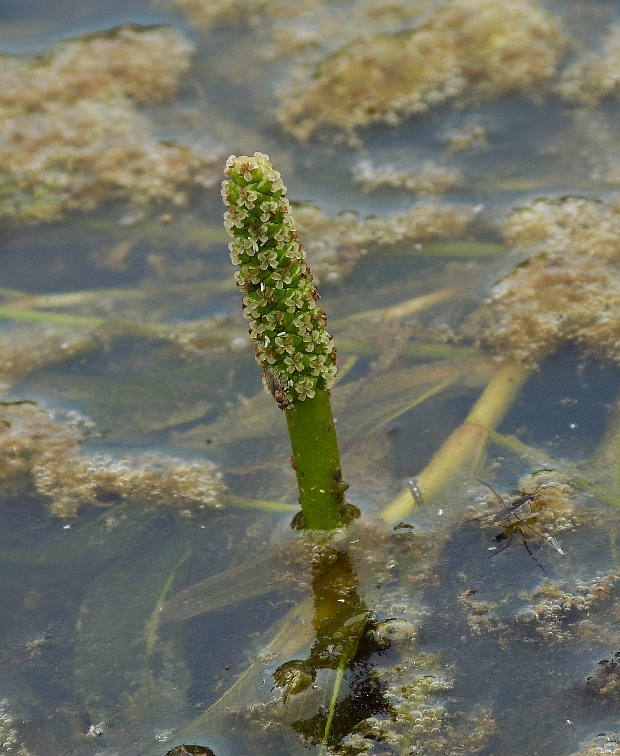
[329,287,455,328]
[380,360,530,523]
[220,492,298,513]
[335,339,479,360]
[487,429,555,465]
[9,289,144,310]
[0,305,106,327]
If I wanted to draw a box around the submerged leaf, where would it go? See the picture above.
[75,529,193,746]
[160,548,306,621]
[178,597,315,747]
[335,357,493,442]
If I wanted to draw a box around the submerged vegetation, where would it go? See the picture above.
[0,401,224,517]
[5,0,620,755]
[466,197,620,366]
[278,0,567,142]
[0,25,222,223]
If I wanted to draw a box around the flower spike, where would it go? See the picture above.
[222,152,336,408]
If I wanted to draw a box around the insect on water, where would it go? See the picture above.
[466,481,565,568]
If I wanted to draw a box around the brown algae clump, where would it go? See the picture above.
[0,403,224,517]
[0,25,193,107]
[0,701,20,755]
[0,25,222,222]
[279,0,566,141]
[352,159,463,196]
[568,735,620,756]
[169,0,271,29]
[465,197,620,365]
[502,196,620,258]
[518,572,620,642]
[36,453,224,518]
[0,324,97,383]
[557,23,620,107]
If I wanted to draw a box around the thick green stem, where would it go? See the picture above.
[286,388,346,529]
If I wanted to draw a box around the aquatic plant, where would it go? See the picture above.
[222,152,352,529]
[382,195,620,522]
[11,5,620,756]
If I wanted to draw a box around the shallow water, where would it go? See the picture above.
[2,1,620,755]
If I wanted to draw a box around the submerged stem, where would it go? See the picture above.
[487,429,556,464]
[220,492,298,513]
[0,305,105,327]
[329,287,456,328]
[380,360,530,523]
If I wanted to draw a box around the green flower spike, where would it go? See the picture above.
[222,152,356,530]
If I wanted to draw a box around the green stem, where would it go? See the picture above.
[0,305,196,342]
[590,391,620,497]
[413,241,506,257]
[320,655,348,754]
[487,429,556,464]
[145,547,192,662]
[572,475,620,508]
[286,388,346,529]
